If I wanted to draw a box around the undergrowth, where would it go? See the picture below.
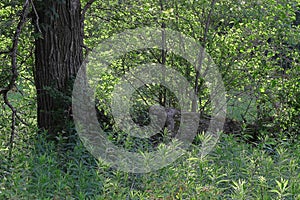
[1,132,299,199]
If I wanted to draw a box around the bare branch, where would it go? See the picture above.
[0,0,30,163]
[0,50,11,55]
[192,0,218,112]
[30,0,42,33]
[15,112,30,126]
[82,0,96,18]
[0,1,30,95]
[9,0,30,91]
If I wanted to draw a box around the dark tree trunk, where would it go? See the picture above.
[34,0,83,138]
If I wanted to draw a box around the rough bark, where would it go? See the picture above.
[34,0,83,138]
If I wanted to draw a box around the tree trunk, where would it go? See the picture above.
[34,0,83,138]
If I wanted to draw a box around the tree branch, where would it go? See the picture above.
[0,50,11,55]
[82,0,96,20]
[30,0,42,33]
[192,0,217,112]
[0,0,30,163]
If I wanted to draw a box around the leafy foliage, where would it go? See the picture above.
[0,0,300,199]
